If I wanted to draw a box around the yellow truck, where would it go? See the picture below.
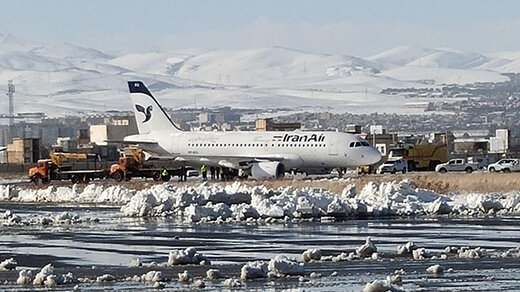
[389,143,449,171]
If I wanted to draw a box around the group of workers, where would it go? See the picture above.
[200,165,238,181]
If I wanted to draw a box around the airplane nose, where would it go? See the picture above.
[366,147,382,165]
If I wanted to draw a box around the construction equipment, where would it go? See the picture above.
[389,143,449,171]
[28,152,109,185]
[109,148,182,182]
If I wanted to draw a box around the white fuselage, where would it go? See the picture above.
[127,130,382,170]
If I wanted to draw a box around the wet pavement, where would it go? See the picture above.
[1,202,520,291]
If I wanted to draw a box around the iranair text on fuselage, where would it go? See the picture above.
[277,133,325,143]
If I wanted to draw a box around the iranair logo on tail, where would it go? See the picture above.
[135,104,152,123]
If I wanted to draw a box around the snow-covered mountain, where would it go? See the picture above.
[0,34,519,116]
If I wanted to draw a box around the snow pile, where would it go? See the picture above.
[241,261,269,280]
[168,247,211,265]
[118,180,520,222]
[5,180,520,222]
[267,255,305,277]
[3,184,134,204]
[2,210,98,226]
[27,263,78,287]
[302,248,322,263]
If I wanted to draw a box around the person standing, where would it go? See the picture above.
[210,166,215,180]
[180,165,186,182]
[201,165,208,181]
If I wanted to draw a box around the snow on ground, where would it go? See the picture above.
[2,180,520,223]
[1,34,520,116]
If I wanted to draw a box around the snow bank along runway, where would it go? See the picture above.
[1,180,520,291]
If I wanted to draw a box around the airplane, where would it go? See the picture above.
[123,81,382,179]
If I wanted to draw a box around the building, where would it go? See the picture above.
[90,123,138,146]
[489,129,510,154]
[255,118,301,131]
[4,138,42,164]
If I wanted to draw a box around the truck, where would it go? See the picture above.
[389,143,449,171]
[435,158,479,173]
[28,152,109,185]
[109,148,184,182]
[487,158,520,173]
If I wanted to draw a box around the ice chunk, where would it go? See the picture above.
[356,237,377,258]
[206,269,223,280]
[0,257,17,270]
[223,278,243,288]
[33,263,54,285]
[268,255,305,277]
[141,271,163,283]
[363,279,392,292]
[412,248,429,260]
[129,258,142,267]
[177,270,191,283]
[302,248,322,263]
[193,279,205,288]
[168,247,210,265]
[397,242,417,255]
[16,269,33,285]
[240,261,268,280]
[96,274,116,282]
[426,264,444,274]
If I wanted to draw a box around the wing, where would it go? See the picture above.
[175,153,295,169]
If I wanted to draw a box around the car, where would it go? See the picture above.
[186,169,199,177]
[377,158,407,174]
[487,158,520,173]
[435,158,478,173]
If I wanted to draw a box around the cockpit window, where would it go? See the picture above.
[361,141,370,146]
[349,142,355,147]
[355,142,361,147]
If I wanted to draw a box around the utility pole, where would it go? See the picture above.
[7,80,15,125]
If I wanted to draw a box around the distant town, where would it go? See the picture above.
[2,74,520,168]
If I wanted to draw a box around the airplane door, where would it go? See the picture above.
[328,135,339,156]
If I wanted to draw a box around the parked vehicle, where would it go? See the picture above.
[186,169,199,177]
[356,165,373,175]
[389,143,449,171]
[435,158,478,173]
[487,158,520,173]
[109,148,183,182]
[28,152,109,185]
[377,158,407,174]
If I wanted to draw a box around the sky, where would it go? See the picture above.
[1,0,520,56]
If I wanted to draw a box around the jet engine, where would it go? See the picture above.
[250,162,285,180]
